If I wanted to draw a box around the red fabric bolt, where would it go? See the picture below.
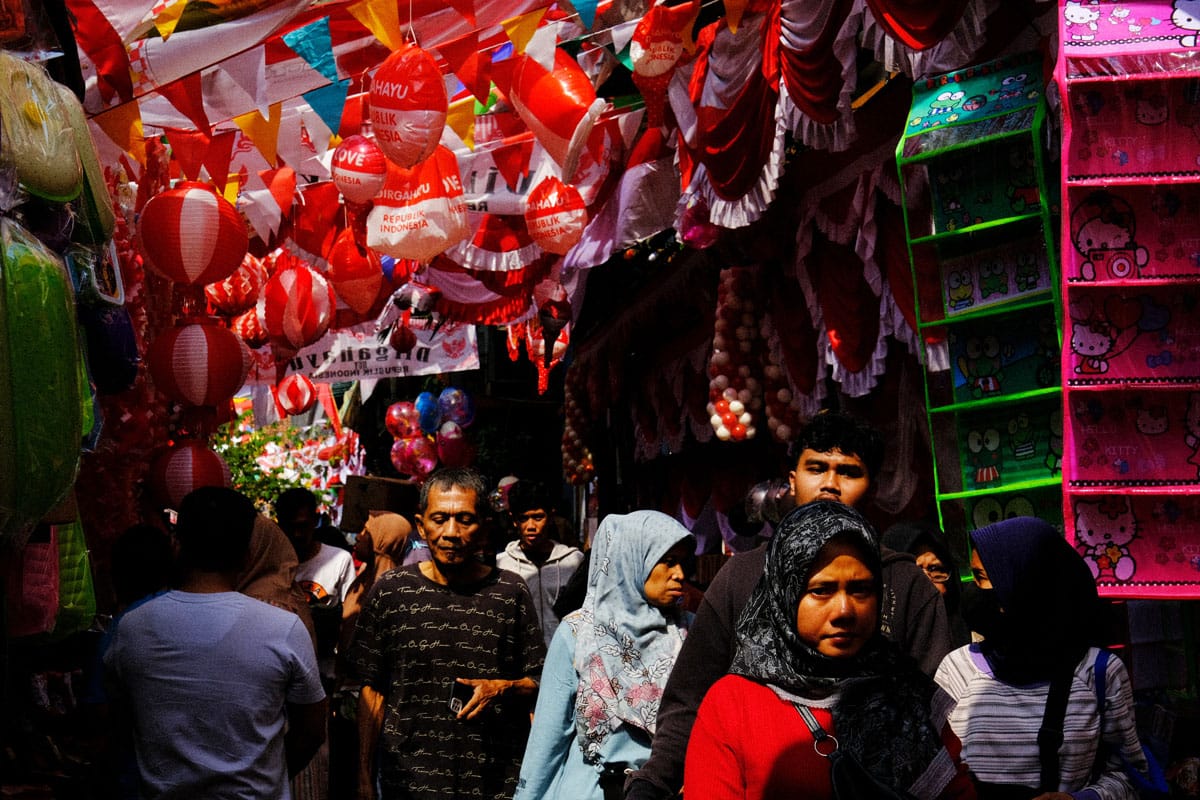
[149,441,232,509]
[276,374,317,416]
[257,261,337,351]
[137,182,248,286]
[147,319,252,407]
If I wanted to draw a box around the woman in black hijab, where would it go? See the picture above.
[935,516,1150,798]
[684,501,975,800]
[882,521,972,647]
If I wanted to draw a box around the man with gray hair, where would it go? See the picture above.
[352,467,546,800]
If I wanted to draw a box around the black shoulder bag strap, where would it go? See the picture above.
[1037,667,1074,793]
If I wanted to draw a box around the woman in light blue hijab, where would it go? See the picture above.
[514,511,694,800]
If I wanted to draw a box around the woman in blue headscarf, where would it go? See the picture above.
[514,511,694,800]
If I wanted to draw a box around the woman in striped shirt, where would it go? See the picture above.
[936,517,1149,799]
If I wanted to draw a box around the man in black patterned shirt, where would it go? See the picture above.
[352,468,546,800]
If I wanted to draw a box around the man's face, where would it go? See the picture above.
[516,508,551,551]
[279,507,318,560]
[417,485,483,575]
[788,448,871,508]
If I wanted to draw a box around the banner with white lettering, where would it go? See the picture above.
[244,319,479,384]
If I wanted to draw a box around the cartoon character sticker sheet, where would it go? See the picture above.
[1068,389,1200,483]
[948,395,1062,492]
[905,52,1044,137]
[1066,286,1199,382]
[970,486,1064,531]
[1069,494,1200,593]
[928,142,1042,234]
[948,312,1060,402]
[1062,1,1200,66]
[1066,186,1200,281]
[941,234,1053,316]
[1067,78,1200,178]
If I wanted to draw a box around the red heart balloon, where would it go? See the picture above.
[1103,294,1141,330]
[328,229,384,316]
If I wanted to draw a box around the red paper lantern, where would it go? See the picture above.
[149,441,232,508]
[331,134,389,204]
[369,43,448,168]
[276,374,317,416]
[137,182,249,286]
[257,261,337,351]
[525,176,587,255]
[509,50,606,181]
[205,253,268,315]
[231,307,269,349]
[147,319,252,407]
[328,228,384,316]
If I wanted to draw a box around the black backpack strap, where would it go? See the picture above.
[1037,666,1074,792]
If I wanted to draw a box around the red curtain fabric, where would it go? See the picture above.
[864,0,970,50]
[808,233,879,374]
[768,272,819,395]
[778,0,852,125]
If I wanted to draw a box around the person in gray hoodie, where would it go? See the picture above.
[497,480,585,648]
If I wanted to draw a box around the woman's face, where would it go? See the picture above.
[795,540,878,658]
[354,528,373,562]
[643,542,691,610]
[970,550,993,589]
[914,547,950,596]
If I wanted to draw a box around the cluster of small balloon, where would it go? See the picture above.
[385,387,475,479]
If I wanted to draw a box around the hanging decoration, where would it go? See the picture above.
[149,440,232,508]
[366,146,471,262]
[629,0,700,129]
[508,49,607,182]
[706,267,763,442]
[330,133,389,204]
[524,176,587,255]
[384,388,475,479]
[562,375,595,485]
[137,182,249,287]
[257,254,338,353]
[327,228,385,317]
[275,373,318,416]
[232,306,270,349]
[205,253,268,316]
[146,319,252,408]
[0,52,83,202]
[368,42,449,168]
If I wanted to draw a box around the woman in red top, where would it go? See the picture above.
[684,501,976,800]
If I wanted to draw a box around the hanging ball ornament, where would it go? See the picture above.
[146,319,252,408]
[368,43,448,168]
[331,134,389,204]
[524,176,587,255]
[385,401,421,440]
[275,374,318,416]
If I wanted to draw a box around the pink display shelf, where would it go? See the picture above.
[1058,1,1200,599]
[1068,493,1200,597]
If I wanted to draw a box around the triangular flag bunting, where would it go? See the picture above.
[163,127,211,181]
[446,96,476,150]
[491,137,533,192]
[233,102,283,167]
[157,72,211,135]
[258,167,297,216]
[303,78,351,137]
[725,0,748,33]
[92,101,145,165]
[439,33,491,104]
[153,0,187,41]
[525,25,557,71]
[570,0,599,29]
[203,131,237,195]
[500,8,546,54]
[610,19,638,56]
[282,17,339,83]
[617,107,645,150]
[490,57,516,100]
[347,0,404,52]
[437,31,479,82]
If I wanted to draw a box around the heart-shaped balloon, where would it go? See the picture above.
[1103,294,1142,329]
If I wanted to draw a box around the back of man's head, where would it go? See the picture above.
[507,480,555,517]
[275,486,318,523]
[111,524,175,606]
[788,410,885,481]
[418,467,488,513]
[177,487,257,574]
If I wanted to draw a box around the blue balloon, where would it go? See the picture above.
[437,387,475,428]
[415,391,440,434]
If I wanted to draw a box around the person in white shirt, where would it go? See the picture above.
[497,481,584,648]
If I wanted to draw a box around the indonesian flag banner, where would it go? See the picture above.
[243,318,479,384]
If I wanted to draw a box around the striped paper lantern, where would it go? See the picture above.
[137,182,249,286]
[147,319,251,407]
[149,441,232,508]
[257,263,337,351]
[276,374,317,416]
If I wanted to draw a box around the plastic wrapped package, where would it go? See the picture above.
[0,219,83,547]
[0,51,82,202]
[53,517,97,637]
